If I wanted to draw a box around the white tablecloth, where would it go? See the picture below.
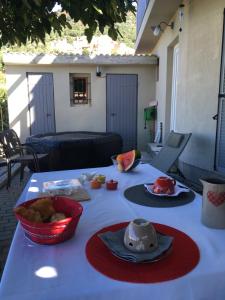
[0,164,225,300]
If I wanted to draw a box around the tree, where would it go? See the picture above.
[0,0,136,47]
[0,53,8,130]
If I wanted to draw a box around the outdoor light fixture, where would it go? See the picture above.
[96,66,102,77]
[178,4,185,32]
[151,21,174,37]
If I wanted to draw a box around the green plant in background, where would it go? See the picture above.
[82,48,90,56]
[0,53,8,131]
[0,1,136,47]
[0,89,8,131]
[1,11,136,55]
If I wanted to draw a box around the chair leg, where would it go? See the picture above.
[6,162,12,189]
[33,157,40,172]
[20,163,25,182]
[35,159,40,172]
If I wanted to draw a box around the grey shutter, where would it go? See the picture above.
[215,10,225,173]
[216,99,225,172]
[27,73,55,135]
[106,74,138,151]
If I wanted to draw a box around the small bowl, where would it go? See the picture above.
[124,219,158,253]
[90,179,101,189]
[14,196,83,245]
[106,180,118,190]
[111,155,141,172]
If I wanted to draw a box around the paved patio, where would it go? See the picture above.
[0,168,31,279]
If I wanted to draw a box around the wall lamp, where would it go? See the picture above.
[96,66,102,77]
[151,21,174,37]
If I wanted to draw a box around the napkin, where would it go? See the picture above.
[98,228,173,263]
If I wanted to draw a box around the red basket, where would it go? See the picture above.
[14,196,83,245]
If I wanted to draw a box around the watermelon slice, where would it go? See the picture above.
[118,150,136,171]
[135,150,141,159]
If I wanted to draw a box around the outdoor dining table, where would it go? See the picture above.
[0,163,225,300]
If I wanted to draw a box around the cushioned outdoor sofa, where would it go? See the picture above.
[26,131,123,171]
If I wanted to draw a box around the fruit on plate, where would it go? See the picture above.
[152,176,176,195]
[116,150,141,172]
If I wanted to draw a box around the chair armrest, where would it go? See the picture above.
[21,143,47,155]
[19,145,39,160]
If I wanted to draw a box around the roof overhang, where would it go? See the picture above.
[135,0,183,54]
[3,53,158,66]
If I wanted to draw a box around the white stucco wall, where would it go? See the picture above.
[151,0,224,171]
[5,61,155,150]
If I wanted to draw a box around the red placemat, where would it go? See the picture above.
[86,222,200,283]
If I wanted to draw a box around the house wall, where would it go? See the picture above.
[152,0,224,171]
[5,64,155,150]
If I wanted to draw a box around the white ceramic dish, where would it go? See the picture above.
[124,219,158,253]
[144,184,190,197]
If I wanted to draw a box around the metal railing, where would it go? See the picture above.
[136,0,150,35]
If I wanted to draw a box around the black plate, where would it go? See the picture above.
[124,184,195,208]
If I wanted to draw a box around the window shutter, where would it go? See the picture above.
[216,98,225,172]
[215,9,225,173]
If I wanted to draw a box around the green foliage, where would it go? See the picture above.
[0,87,8,130]
[0,53,4,72]
[0,51,8,129]
[0,0,136,46]
[0,88,6,102]
[117,13,136,48]
[1,12,136,54]
[82,48,90,55]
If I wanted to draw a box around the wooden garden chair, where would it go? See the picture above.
[0,129,48,188]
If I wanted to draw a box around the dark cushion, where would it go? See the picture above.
[166,132,184,148]
[26,131,123,171]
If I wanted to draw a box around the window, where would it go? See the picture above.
[70,73,91,105]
